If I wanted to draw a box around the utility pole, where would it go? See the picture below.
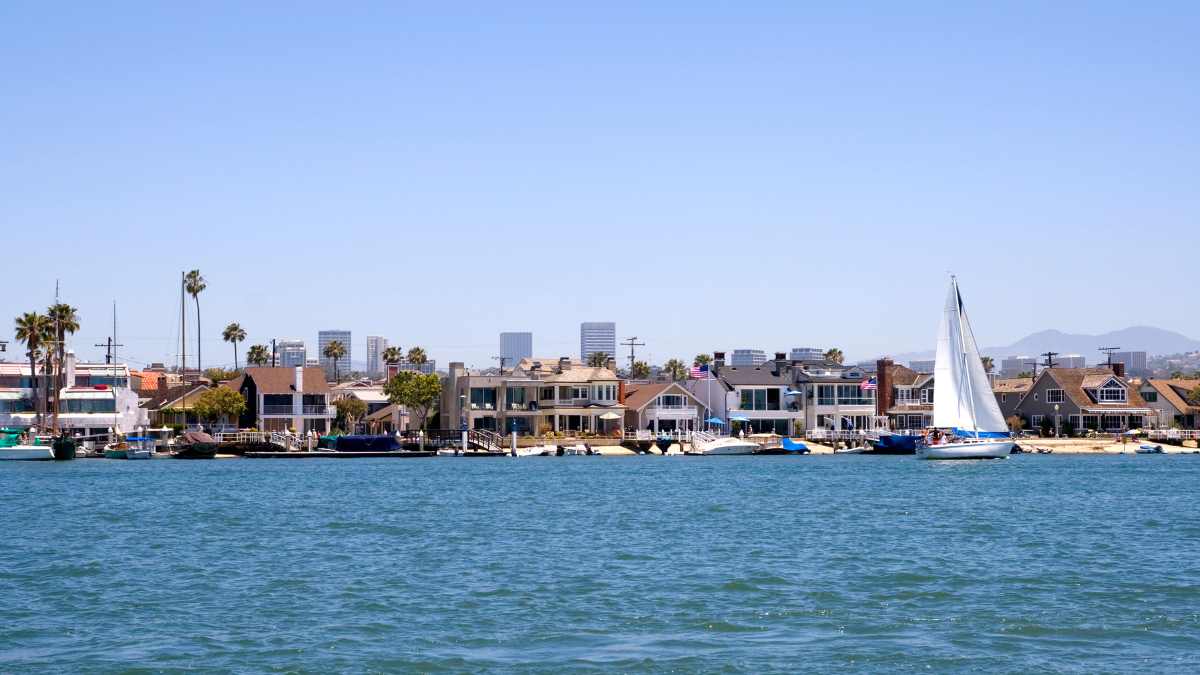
[94,337,125,365]
[620,336,644,374]
[1098,346,1121,367]
[492,355,509,375]
[1039,351,1060,370]
[1023,359,1040,380]
[271,339,277,368]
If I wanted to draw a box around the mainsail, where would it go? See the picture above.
[933,278,1010,437]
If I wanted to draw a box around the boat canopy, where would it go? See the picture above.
[334,435,401,452]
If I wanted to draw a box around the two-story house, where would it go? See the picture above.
[623,382,707,434]
[442,357,625,436]
[1014,366,1151,433]
[1138,379,1199,429]
[794,359,878,433]
[684,352,804,435]
[0,353,148,435]
[992,377,1033,423]
[227,366,334,433]
[875,359,934,431]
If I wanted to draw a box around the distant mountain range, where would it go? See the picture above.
[887,326,1200,363]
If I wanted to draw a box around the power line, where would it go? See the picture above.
[620,336,644,373]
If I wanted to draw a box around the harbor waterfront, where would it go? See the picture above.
[3,455,1200,672]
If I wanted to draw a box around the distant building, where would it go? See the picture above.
[1107,351,1149,377]
[317,330,352,379]
[387,360,437,377]
[580,322,616,364]
[790,347,826,362]
[908,359,935,373]
[277,339,306,368]
[1000,355,1035,378]
[730,349,767,367]
[499,332,533,369]
[305,357,321,369]
[1057,354,1086,369]
[366,336,388,377]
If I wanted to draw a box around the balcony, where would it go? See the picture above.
[262,404,294,415]
[302,405,331,416]
[647,405,698,418]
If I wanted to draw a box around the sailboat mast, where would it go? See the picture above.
[180,272,187,428]
[953,278,980,434]
[51,280,60,435]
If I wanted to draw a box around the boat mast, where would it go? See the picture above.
[180,272,187,428]
[51,280,60,435]
[953,277,980,435]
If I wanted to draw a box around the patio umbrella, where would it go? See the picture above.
[598,412,621,420]
[784,389,804,396]
[705,417,725,425]
[730,415,751,422]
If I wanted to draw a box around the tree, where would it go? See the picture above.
[1189,385,1200,406]
[222,322,246,369]
[406,346,428,366]
[981,356,994,373]
[694,354,712,366]
[1015,371,1034,379]
[203,367,241,383]
[334,396,368,433]
[382,346,402,366]
[824,348,844,364]
[184,270,207,379]
[1006,415,1024,433]
[246,344,269,367]
[46,303,79,420]
[192,387,246,425]
[630,360,651,379]
[323,340,347,382]
[663,358,687,382]
[14,311,51,425]
[587,351,609,368]
[384,370,441,431]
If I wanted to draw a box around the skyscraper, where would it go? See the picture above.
[366,336,388,377]
[277,339,307,368]
[499,332,533,369]
[580,322,616,364]
[317,329,352,379]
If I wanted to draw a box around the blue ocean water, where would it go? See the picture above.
[2,455,1199,672]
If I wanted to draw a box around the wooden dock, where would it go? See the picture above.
[243,451,437,459]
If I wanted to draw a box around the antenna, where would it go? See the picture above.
[492,355,510,375]
[1039,351,1059,370]
[1098,346,1121,366]
[620,336,645,373]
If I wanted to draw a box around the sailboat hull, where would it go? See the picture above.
[917,441,1013,460]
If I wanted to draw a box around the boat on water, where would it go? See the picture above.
[864,432,920,455]
[172,430,218,459]
[0,436,55,460]
[917,277,1015,460]
[687,430,760,455]
[1136,444,1164,454]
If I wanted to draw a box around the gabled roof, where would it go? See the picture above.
[992,378,1032,394]
[365,402,406,421]
[1021,367,1148,410]
[1146,379,1200,414]
[140,383,209,411]
[542,367,619,384]
[885,364,921,387]
[235,367,331,395]
[623,382,703,412]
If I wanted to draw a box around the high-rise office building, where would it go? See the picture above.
[277,339,307,368]
[366,336,388,377]
[730,349,767,367]
[1057,354,1087,369]
[1108,350,1148,376]
[317,330,352,379]
[790,347,825,362]
[499,332,533,369]
[908,359,936,373]
[580,322,616,363]
[1000,355,1034,378]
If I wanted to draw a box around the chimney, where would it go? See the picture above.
[618,380,626,404]
[558,356,570,373]
[773,352,787,376]
[1111,362,1125,378]
[65,350,77,388]
[876,358,894,416]
[713,351,725,374]
[605,357,616,372]
[295,366,304,393]
[158,374,167,393]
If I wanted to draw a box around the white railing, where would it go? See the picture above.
[214,431,271,444]
[1145,429,1200,441]
[302,405,331,415]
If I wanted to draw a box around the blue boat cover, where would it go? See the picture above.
[781,438,808,452]
[334,435,401,452]
[951,428,1011,439]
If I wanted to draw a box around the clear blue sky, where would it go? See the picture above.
[3,2,1197,370]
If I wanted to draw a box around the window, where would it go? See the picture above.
[592,384,616,401]
[836,384,873,405]
[740,389,754,410]
[1045,389,1065,404]
[506,388,528,410]
[1031,414,1044,427]
[895,388,913,403]
[1033,392,1039,402]
[1098,385,1126,403]
[63,398,116,413]
[737,388,778,411]
[920,388,934,404]
[540,387,555,401]
[1143,391,1158,402]
[817,385,836,406]
[470,388,496,410]
[658,394,685,408]
[572,386,589,400]
[1000,394,1007,403]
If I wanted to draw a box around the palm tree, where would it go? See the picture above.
[980,356,994,373]
[222,322,246,369]
[406,346,427,366]
[46,303,79,423]
[382,346,402,365]
[324,340,347,383]
[630,360,651,379]
[694,353,712,366]
[14,312,51,426]
[246,344,269,367]
[663,358,688,382]
[184,270,206,380]
[587,351,609,368]
[824,348,844,364]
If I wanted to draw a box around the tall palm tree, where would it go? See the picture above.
[324,340,347,383]
[663,358,688,382]
[406,346,427,366]
[46,303,78,424]
[14,312,51,426]
[246,344,269,367]
[694,353,712,366]
[824,348,844,365]
[587,351,609,368]
[184,270,206,380]
[980,356,994,373]
[630,360,651,379]
[222,322,246,369]
[382,346,402,365]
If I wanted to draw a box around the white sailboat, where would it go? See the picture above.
[917,277,1014,460]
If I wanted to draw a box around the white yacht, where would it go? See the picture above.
[0,444,56,460]
[917,277,1015,460]
[687,430,760,455]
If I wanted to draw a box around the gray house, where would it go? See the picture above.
[1014,367,1151,434]
[992,377,1033,422]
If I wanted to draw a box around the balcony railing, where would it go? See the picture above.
[302,405,331,416]
[262,405,294,415]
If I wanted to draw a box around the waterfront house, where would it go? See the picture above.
[1138,379,1200,429]
[0,353,148,435]
[442,357,625,436]
[875,360,934,431]
[139,382,211,429]
[364,403,409,434]
[1014,365,1152,433]
[794,358,879,433]
[226,366,334,433]
[685,352,805,435]
[992,378,1033,422]
[622,382,707,434]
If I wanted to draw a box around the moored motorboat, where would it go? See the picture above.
[687,431,760,455]
[0,444,56,460]
[916,277,1014,460]
[173,430,218,459]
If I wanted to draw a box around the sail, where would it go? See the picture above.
[933,278,1009,437]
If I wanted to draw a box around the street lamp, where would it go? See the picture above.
[1054,404,1060,438]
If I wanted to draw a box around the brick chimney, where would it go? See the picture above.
[558,356,570,373]
[605,357,616,372]
[158,373,167,393]
[876,358,894,416]
[1111,362,1126,378]
[618,380,626,404]
[712,351,725,375]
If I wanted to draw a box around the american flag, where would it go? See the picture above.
[690,363,711,379]
[860,376,877,390]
